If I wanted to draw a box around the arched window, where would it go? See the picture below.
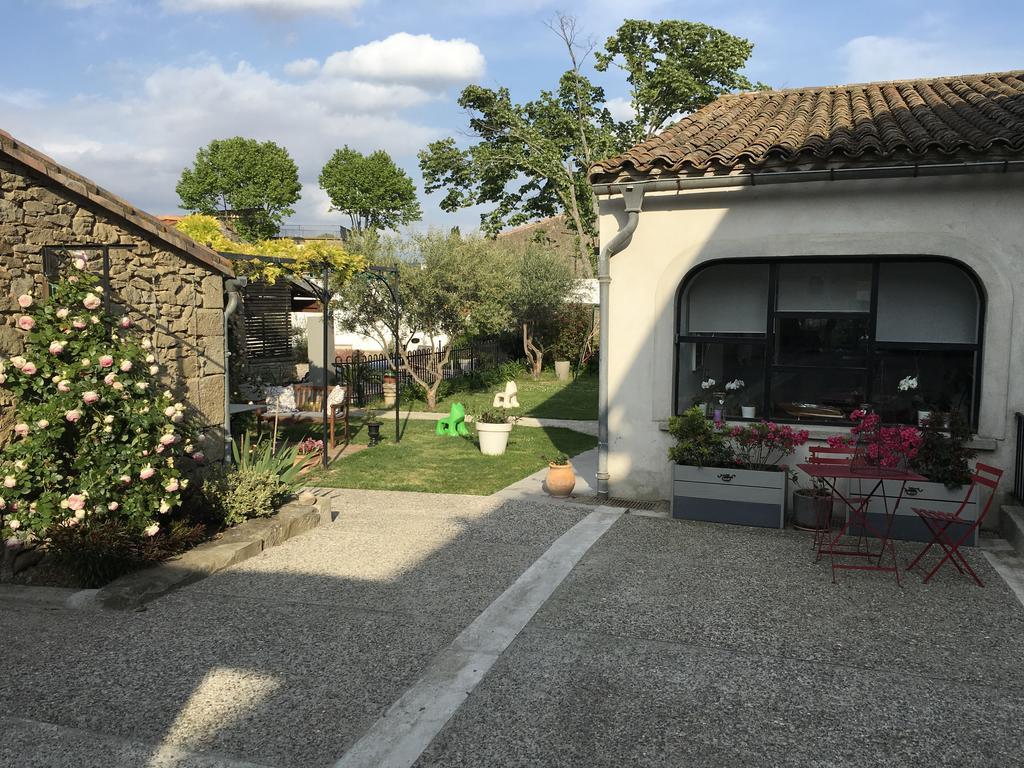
[675,258,983,426]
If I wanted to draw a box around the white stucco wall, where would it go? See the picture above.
[599,173,1024,502]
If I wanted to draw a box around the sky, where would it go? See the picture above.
[2,0,1021,234]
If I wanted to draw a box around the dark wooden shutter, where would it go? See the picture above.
[244,280,292,360]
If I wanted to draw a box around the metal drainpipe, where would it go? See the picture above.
[222,277,246,464]
[597,183,646,499]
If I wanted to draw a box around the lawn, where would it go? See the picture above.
[288,418,596,495]
[426,370,598,420]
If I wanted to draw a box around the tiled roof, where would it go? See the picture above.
[589,70,1024,183]
[0,130,232,275]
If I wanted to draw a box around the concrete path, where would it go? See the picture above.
[4,494,1024,767]
[494,446,599,500]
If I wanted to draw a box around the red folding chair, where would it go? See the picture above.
[806,446,859,551]
[906,463,1003,587]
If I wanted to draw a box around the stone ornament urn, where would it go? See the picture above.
[382,374,397,407]
[477,421,512,455]
[545,461,576,497]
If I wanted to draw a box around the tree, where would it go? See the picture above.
[500,242,577,378]
[176,137,302,242]
[594,19,761,145]
[319,147,422,234]
[333,232,508,410]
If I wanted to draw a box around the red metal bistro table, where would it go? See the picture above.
[796,463,927,586]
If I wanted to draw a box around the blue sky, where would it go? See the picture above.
[2,0,1021,233]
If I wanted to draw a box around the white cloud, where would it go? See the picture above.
[162,0,363,15]
[284,57,320,77]
[322,33,485,87]
[839,35,1019,83]
[604,97,635,123]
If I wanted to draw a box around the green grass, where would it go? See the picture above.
[293,418,596,496]
[426,370,598,420]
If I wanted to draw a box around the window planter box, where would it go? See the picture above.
[850,479,978,545]
[672,465,786,529]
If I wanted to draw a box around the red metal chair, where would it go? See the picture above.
[806,445,859,551]
[906,463,1003,587]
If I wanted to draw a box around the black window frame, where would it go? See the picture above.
[673,256,985,428]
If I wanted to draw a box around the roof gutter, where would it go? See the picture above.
[597,183,646,499]
[591,159,1024,197]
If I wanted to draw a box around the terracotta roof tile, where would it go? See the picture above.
[589,70,1024,182]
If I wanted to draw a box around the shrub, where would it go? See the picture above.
[0,260,200,546]
[667,407,734,467]
[477,408,513,424]
[47,518,207,588]
[204,434,302,525]
[912,412,975,487]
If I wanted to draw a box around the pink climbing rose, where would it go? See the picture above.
[66,494,87,511]
[21,362,36,375]
[14,423,29,437]
[65,409,82,423]
[49,340,65,355]
[17,294,33,308]
[99,355,114,368]
[139,465,155,480]
[82,391,100,405]
[120,360,132,372]
[83,294,101,310]
[17,316,35,331]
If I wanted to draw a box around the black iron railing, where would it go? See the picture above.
[333,339,502,407]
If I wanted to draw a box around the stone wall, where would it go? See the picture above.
[0,156,227,453]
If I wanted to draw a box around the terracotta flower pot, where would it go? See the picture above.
[545,461,576,497]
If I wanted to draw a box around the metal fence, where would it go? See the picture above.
[334,339,503,407]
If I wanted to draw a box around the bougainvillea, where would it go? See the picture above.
[827,409,922,469]
[0,258,200,545]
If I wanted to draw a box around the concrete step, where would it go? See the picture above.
[999,505,1024,557]
[980,541,1024,605]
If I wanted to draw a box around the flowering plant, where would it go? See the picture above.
[724,379,745,392]
[297,437,325,455]
[827,409,922,469]
[726,421,810,471]
[898,375,918,392]
[1,261,199,545]
[700,378,716,391]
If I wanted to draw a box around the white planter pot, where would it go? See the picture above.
[477,421,513,456]
[671,465,786,528]
[554,360,571,381]
[741,405,757,419]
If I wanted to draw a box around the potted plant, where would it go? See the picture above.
[789,472,834,530]
[476,408,515,456]
[545,454,575,497]
[294,436,325,474]
[365,409,382,447]
[668,407,809,528]
[725,378,755,418]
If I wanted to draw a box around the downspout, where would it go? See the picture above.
[223,277,246,464]
[597,183,646,499]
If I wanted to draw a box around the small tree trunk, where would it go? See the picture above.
[523,322,544,379]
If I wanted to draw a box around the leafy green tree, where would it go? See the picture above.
[595,19,760,144]
[319,147,422,234]
[176,137,301,242]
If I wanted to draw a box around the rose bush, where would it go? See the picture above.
[0,260,199,546]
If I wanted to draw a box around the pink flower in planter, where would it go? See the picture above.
[144,523,160,537]
[49,340,65,355]
[83,294,101,310]
[17,316,35,331]
[82,391,100,405]
[66,494,87,511]
[14,423,29,437]
[57,380,71,393]
[21,362,37,375]
[119,316,132,328]
[17,294,33,308]
[65,409,82,423]
[73,319,87,329]
[139,465,155,480]
[99,355,114,368]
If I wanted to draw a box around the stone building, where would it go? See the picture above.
[0,129,233,451]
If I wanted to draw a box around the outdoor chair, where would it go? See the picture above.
[806,445,859,550]
[492,381,520,408]
[260,384,350,450]
[906,462,1003,587]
